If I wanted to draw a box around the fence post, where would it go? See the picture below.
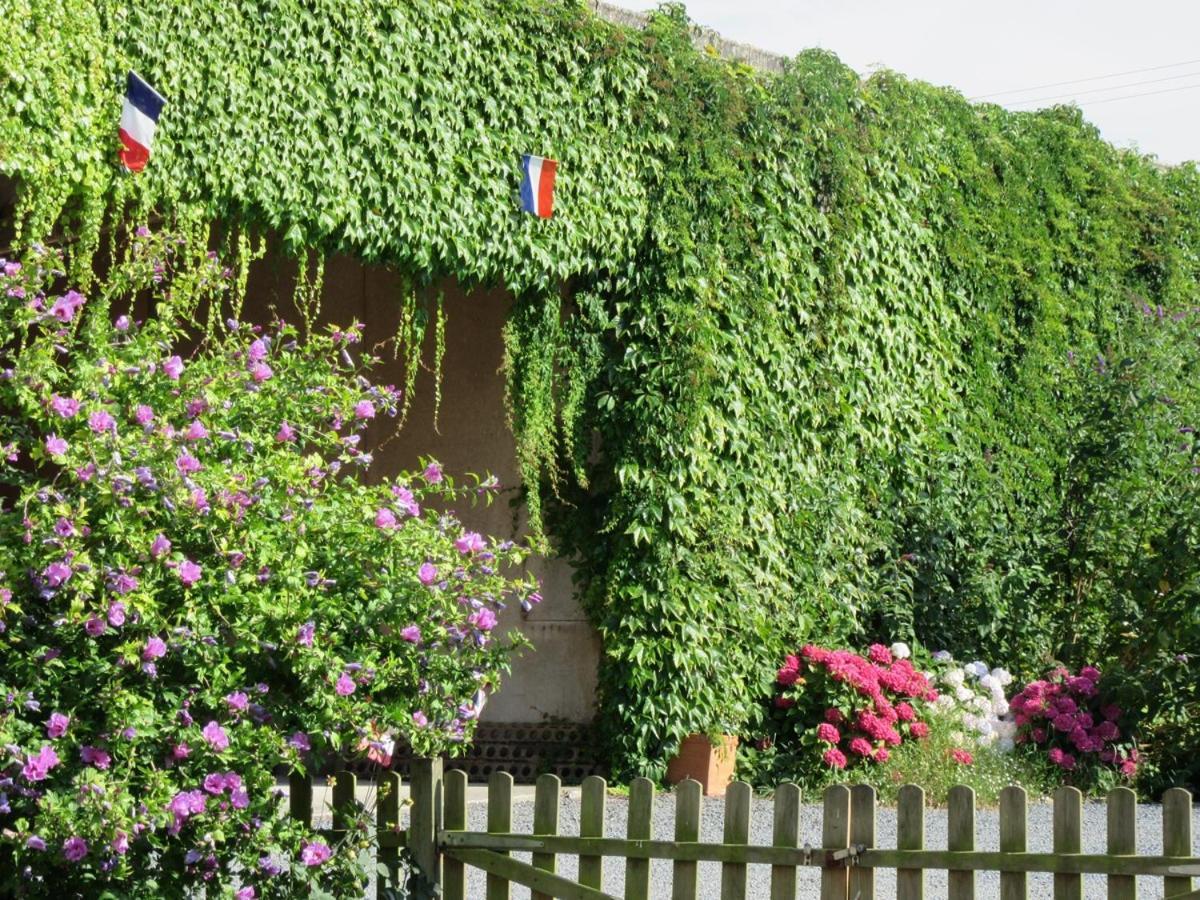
[579,775,607,890]
[999,785,1027,900]
[1106,786,1136,900]
[376,771,403,900]
[1164,788,1194,899]
[948,784,976,900]
[721,780,752,900]
[850,784,876,900]
[673,778,702,900]
[897,784,924,900]
[442,769,467,900]
[486,770,513,900]
[1053,786,1083,900]
[770,783,801,900]
[531,773,561,900]
[625,777,655,900]
[820,784,850,900]
[408,758,443,891]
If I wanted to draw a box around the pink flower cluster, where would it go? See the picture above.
[1011,666,1137,777]
[772,644,939,771]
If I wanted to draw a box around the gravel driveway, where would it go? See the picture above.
[454,792,1200,899]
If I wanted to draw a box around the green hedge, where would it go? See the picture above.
[4,0,1199,777]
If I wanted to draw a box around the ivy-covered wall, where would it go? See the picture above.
[5,0,1200,777]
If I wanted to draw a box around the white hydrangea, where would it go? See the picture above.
[991,667,1013,686]
[979,674,999,692]
[890,641,911,660]
[944,668,965,688]
[966,661,989,678]
[955,685,974,702]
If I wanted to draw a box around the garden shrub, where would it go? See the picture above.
[750,643,940,784]
[0,232,539,896]
[927,652,1017,751]
[1010,666,1136,790]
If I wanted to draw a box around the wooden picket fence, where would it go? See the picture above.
[289,759,1200,900]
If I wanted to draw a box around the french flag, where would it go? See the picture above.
[519,154,557,219]
[119,71,166,173]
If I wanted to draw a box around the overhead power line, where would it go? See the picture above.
[1004,70,1200,107]
[1007,82,1200,110]
[970,57,1200,100]
[1078,81,1200,107]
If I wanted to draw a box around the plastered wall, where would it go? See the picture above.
[240,251,600,724]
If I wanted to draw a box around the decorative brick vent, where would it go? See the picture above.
[388,723,606,784]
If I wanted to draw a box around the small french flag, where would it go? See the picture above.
[119,71,166,173]
[519,154,558,219]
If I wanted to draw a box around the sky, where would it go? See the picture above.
[614,0,1200,165]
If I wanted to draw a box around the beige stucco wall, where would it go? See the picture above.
[241,250,600,725]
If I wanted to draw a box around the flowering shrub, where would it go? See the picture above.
[929,651,1017,750]
[1010,666,1137,784]
[0,234,540,896]
[762,643,941,777]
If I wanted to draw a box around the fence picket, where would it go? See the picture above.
[821,784,850,900]
[531,774,561,900]
[579,775,607,891]
[999,785,1027,900]
[948,785,976,900]
[673,779,702,900]
[486,771,514,900]
[625,777,655,900]
[375,771,402,900]
[442,770,467,900]
[332,769,356,832]
[1164,788,1194,898]
[770,783,801,900]
[897,784,925,900]
[289,771,312,827]
[1054,786,1083,900]
[1106,787,1136,900]
[721,781,752,900]
[850,784,876,900]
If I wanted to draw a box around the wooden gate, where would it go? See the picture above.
[294,758,1200,899]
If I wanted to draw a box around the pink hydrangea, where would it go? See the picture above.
[848,737,873,757]
[822,748,847,769]
[418,562,438,585]
[335,673,356,696]
[815,723,840,744]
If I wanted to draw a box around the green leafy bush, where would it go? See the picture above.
[0,233,538,896]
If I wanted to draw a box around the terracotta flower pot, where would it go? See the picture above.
[666,733,739,796]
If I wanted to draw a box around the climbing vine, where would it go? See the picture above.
[4,0,1200,777]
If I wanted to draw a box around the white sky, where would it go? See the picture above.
[615,0,1200,165]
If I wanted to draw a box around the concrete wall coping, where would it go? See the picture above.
[589,1,787,73]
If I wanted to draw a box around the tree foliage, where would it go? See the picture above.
[3,0,1199,779]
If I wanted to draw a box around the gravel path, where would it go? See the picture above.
[455,793,1200,900]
